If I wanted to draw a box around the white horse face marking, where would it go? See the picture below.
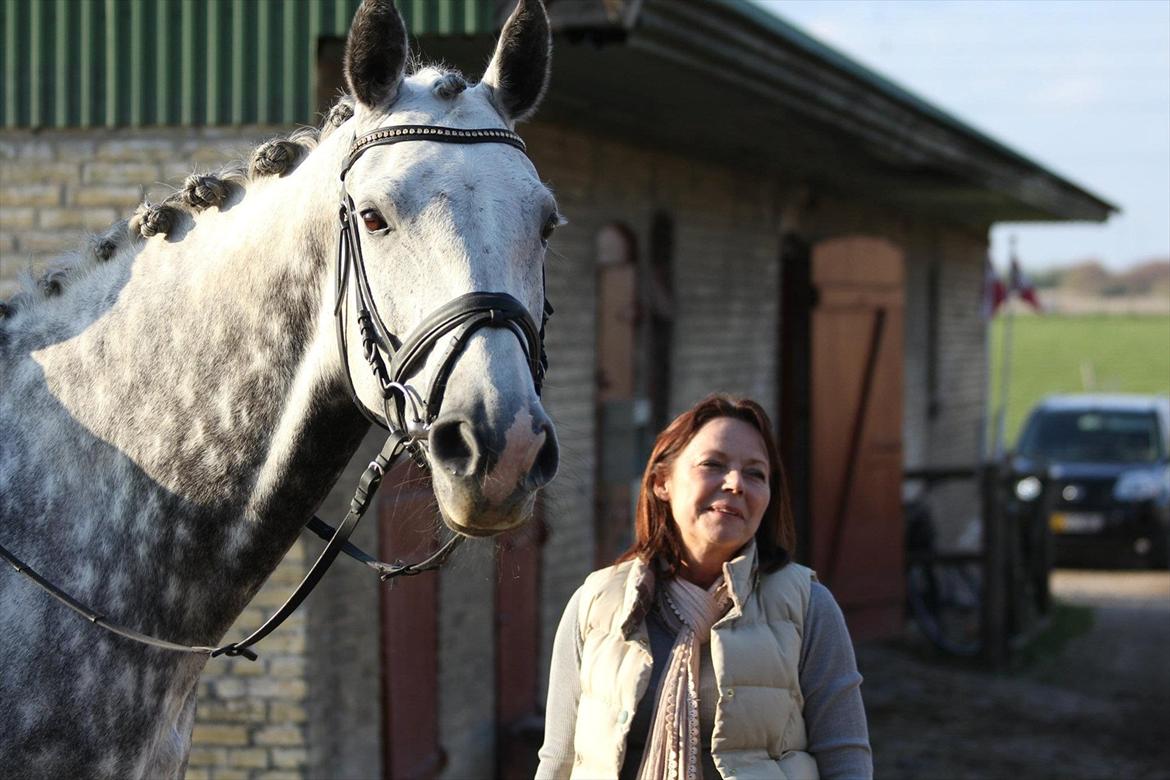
[340,0,558,534]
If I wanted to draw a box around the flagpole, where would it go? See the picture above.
[995,236,1019,457]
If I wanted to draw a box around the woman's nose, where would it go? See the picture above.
[723,470,744,493]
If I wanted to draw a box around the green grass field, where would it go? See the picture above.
[988,314,1170,447]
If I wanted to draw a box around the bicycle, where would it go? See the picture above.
[904,496,984,657]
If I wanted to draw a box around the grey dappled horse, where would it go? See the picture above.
[0,1,557,776]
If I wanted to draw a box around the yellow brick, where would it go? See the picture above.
[191,724,249,746]
[250,632,305,654]
[248,677,307,700]
[1,161,80,185]
[54,140,97,161]
[82,162,161,185]
[70,184,143,208]
[0,207,35,229]
[0,184,61,207]
[227,748,270,768]
[254,725,302,747]
[229,657,268,677]
[211,770,248,780]
[38,207,118,231]
[271,748,307,769]
[269,658,304,679]
[268,702,307,724]
[257,772,302,780]
[95,138,177,162]
[183,769,211,780]
[211,676,248,699]
[197,698,267,723]
[186,746,229,768]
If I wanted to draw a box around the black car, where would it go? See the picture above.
[1010,394,1170,568]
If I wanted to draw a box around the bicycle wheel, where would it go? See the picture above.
[906,559,983,657]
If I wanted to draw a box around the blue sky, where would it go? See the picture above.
[756,0,1170,272]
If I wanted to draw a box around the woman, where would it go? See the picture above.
[536,395,871,779]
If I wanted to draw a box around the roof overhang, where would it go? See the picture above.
[417,0,1115,227]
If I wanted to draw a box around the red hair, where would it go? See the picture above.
[616,394,795,576]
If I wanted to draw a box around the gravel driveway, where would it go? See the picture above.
[857,569,1170,779]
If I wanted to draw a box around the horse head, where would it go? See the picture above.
[336,0,559,536]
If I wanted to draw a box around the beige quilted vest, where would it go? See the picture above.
[570,545,819,780]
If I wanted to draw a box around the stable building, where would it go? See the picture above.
[0,1,1112,778]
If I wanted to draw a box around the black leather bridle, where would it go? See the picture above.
[333,126,549,439]
[0,124,552,661]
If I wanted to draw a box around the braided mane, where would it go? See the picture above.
[0,96,355,325]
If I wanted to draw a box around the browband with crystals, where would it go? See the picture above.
[341,125,527,177]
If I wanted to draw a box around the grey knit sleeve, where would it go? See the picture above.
[535,587,585,780]
[800,581,873,779]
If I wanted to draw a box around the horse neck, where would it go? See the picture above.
[0,127,369,646]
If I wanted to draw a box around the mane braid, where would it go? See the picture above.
[0,106,352,326]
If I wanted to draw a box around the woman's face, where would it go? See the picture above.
[655,416,771,568]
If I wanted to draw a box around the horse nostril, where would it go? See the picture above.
[528,424,559,489]
[429,417,480,477]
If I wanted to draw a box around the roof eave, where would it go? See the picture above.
[625,0,1115,223]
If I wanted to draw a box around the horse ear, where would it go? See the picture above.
[344,0,409,109]
[481,0,551,123]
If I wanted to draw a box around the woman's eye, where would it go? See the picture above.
[361,209,389,232]
[700,460,724,470]
[747,469,767,481]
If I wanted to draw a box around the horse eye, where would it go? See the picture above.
[541,213,560,243]
[360,209,389,233]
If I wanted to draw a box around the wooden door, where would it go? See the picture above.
[379,462,443,780]
[494,509,547,780]
[810,237,905,640]
[595,225,642,568]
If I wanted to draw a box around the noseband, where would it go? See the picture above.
[0,124,553,662]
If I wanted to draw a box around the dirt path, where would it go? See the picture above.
[858,570,1170,779]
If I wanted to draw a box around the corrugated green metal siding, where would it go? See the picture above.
[0,0,494,128]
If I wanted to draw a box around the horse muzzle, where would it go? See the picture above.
[426,402,559,533]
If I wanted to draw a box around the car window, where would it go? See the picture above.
[1017,410,1164,464]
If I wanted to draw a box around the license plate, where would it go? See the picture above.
[1050,512,1105,534]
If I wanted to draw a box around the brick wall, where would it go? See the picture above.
[1,128,312,780]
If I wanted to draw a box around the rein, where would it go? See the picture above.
[0,124,550,662]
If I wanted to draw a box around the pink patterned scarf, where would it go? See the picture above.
[636,574,732,780]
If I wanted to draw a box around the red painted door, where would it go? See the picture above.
[495,508,547,780]
[379,462,442,780]
[809,237,905,641]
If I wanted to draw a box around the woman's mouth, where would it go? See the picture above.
[707,503,743,519]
